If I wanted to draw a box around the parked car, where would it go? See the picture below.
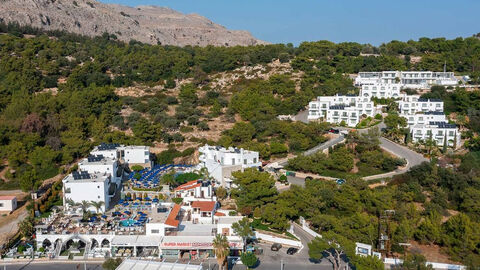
[336,178,346,185]
[328,128,340,134]
[271,243,282,251]
[286,247,299,255]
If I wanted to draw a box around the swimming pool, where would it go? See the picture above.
[120,219,135,227]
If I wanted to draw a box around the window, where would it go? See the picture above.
[253,158,257,163]
[98,196,100,199]
[232,158,235,165]
[151,229,159,234]
[97,186,100,189]
[244,159,247,165]
[311,104,316,108]
[449,131,454,136]
[221,157,224,164]
[0,203,3,207]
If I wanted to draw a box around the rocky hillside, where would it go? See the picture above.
[0,0,266,46]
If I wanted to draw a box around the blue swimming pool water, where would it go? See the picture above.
[120,219,135,227]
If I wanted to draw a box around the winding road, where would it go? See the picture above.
[279,122,427,182]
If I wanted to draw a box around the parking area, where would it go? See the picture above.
[247,242,331,270]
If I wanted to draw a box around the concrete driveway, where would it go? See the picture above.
[252,223,333,270]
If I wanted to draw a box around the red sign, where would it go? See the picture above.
[160,242,242,249]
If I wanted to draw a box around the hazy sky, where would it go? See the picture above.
[100,0,480,45]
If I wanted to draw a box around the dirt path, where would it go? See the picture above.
[0,172,65,247]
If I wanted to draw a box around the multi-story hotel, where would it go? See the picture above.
[355,71,458,89]
[410,121,461,148]
[307,94,377,127]
[396,95,444,115]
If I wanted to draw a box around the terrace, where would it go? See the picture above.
[127,164,194,190]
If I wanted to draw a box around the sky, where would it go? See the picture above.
[100,0,480,45]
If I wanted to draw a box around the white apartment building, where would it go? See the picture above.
[198,145,261,187]
[411,122,461,148]
[360,83,402,99]
[307,94,377,127]
[78,155,121,187]
[62,171,116,212]
[401,111,447,127]
[396,95,444,115]
[355,71,458,89]
[90,143,152,168]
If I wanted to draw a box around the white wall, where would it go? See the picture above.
[146,223,167,236]
[254,231,302,248]
[0,198,17,212]
[63,177,111,212]
[121,146,150,165]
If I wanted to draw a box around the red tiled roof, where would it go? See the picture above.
[214,212,226,216]
[191,201,216,212]
[174,180,201,191]
[0,196,16,200]
[165,204,181,227]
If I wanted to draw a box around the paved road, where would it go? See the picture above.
[247,223,332,270]
[361,137,428,180]
[2,262,104,270]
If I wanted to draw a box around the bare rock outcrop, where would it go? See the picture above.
[0,0,267,46]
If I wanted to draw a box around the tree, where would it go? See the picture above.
[215,186,227,200]
[19,216,34,239]
[308,231,354,270]
[231,169,278,215]
[212,234,229,270]
[402,253,433,270]
[102,258,123,270]
[232,217,253,251]
[240,252,258,269]
[130,165,144,171]
[90,201,105,214]
[79,200,91,220]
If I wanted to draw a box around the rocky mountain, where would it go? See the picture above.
[0,0,267,46]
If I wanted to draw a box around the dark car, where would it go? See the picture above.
[286,247,298,255]
[271,243,282,251]
[328,128,340,134]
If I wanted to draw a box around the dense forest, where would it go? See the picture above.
[1,22,479,190]
[1,21,480,269]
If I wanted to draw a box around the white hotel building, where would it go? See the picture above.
[307,94,377,127]
[396,95,444,115]
[411,122,461,148]
[62,171,116,212]
[198,144,261,188]
[91,143,152,168]
[355,71,458,89]
[78,155,121,187]
[360,83,402,99]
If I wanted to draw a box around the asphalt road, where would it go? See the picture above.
[2,262,104,270]
[246,223,333,270]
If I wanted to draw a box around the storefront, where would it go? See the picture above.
[160,236,242,259]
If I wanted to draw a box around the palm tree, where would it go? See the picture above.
[65,198,77,209]
[79,200,91,220]
[212,234,229,270]
[90,201,105,214]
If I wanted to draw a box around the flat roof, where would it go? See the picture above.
[117,259,202,270]
[63,172,110,183]
[111,235,163,246]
